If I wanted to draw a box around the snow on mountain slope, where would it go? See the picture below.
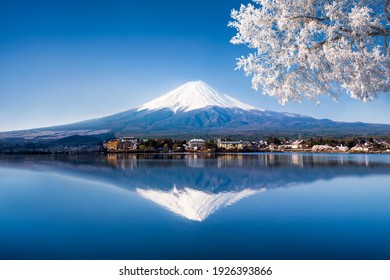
[136,186,265,221]
[137,81,261,113]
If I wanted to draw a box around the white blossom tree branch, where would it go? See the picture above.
[229,0,390,103]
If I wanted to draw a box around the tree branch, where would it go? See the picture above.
[385,0,390,23]
[309,35,342,51]
[366,28,390,37]
[288,15,329,22]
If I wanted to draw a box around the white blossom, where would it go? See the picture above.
[229,0,390,103]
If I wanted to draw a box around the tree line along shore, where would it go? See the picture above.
[102,136,390,154]
[1,135,390,154]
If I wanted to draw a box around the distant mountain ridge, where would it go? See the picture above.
[1,81,390,140]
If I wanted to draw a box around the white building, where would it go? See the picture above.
[291,140,303,149]
[217,139,243,150]
[311,145,334,152]
[187,139,205,150]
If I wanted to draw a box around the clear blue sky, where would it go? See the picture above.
[1,0,389,132]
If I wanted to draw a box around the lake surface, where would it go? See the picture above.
[0,153,389,260]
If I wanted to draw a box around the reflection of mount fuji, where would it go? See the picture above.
[137,186,264,221]
[1,153,389,221]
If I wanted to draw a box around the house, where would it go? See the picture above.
[267,143,277,150]
[118,137,138,151]
[336,145,349,152]
[350,143,373,152]
[291,140,303,149]
[242,141,254,150]
[217,139,243,150]
[104,139,119,151]
[311,145,334,152]
[187,139,205,150]
[258,140,268,148]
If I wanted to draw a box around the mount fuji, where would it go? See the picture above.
[137,80,259,113]
[2,80,390,140]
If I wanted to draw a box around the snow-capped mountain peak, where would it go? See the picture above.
[137,81,260,113]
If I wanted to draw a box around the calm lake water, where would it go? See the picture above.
[0,153,389,260]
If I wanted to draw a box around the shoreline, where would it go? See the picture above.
[1,149,390,155]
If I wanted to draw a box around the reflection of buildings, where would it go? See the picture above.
[107,153,138,170]
[186,155,205,168]
[137,186,264,222]
[2,153,389,222]
[291,154,303,167]
[217,154,243,168]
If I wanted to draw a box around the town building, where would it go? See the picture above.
[217,139,243,150]
[104,139,119,151]
[336,145,349,152]
[267,143,277,150]
[350,143,373,152]
[118,137,138,151]
[311,145,334,152]
[187,139,205,150]
[291,140,303,149]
